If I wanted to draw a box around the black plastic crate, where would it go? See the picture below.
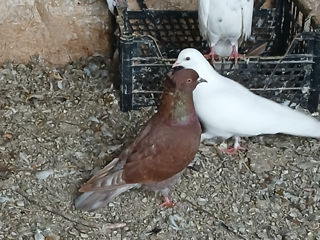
[117,0,320,112]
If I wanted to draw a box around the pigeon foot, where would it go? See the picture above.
[160,196,174,208]
[204,48,220,64]
[229,45,244,64]
[222,146,246,155]
[204,53,215,65]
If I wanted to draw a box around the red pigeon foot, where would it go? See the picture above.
[203,48,214,59]
[160,196,174,208]
[203,47,219,65]
[228,45,244,65]
[222,146,246,155]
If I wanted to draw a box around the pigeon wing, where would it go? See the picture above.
[241,0,254,40]
[198,0,210,40]
[123,121,200,184]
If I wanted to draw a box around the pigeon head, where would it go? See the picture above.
[172,48,211,75]
[168,68,206,93]
[161,69,206,124]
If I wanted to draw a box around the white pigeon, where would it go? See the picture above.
[106,0,117,14]
[198,0,254,63]
[106,0,126,15]
[173,48,320,153]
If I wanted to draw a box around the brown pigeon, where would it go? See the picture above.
[75,68,207,211]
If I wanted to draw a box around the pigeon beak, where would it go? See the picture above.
[172,61,180,68]
[172,61,185,71]
[197,77,207,84]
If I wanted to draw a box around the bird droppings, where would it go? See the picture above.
[16,200,25,207]
[35,170,54,180]
[34,229,45,240]
[0,196,12,203]
[57,80,63,90]
[89,116,100,123]
[169,214,185,231]
[0,55,320,239]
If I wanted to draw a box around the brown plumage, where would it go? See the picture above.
[75,69,206,211]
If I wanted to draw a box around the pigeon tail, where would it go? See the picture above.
[75,183,139,211]
[276,110,320,138]
[233,101,320,139]
[255,98,320,138]
[75,159,140,211]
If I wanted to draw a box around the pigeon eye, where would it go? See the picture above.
[185,57,190,61]
[186,78,192,83]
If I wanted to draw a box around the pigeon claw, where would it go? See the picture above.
[160,196,174,208]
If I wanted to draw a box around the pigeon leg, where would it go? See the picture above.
[222,136,246,154]
[203,47,217,64]
[229,45,244,64]
[159,188,174,207]
[160,196,174,208]
[204,47,214,59]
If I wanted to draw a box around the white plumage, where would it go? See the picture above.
[106,0,127,15]
[106,0,117,14]
[198,0,254,60]
[173,48,320,151]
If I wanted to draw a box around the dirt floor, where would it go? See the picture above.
[0,56,320,240]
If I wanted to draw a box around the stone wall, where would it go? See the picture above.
[0,0,111,65]
[0,0,199,65]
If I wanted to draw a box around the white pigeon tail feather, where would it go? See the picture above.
[252,98,320,138]
[216,92,320,138]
